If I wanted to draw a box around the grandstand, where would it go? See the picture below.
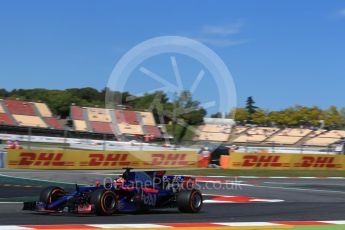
[0,99,62,129]
[193,121,342,146]
[69,105,162,140]
[266,128,312,145]
[1,98,345,147]
[194,118,234,142]
[305,130,345,146]
[0,99,162,141]
[232,127,279,143]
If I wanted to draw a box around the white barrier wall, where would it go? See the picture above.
[0,152,4,168]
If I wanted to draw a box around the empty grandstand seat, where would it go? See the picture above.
[4,99,36,116]
[71,106,84,120]
[34,102,52,117]
[87,108,111,122]
[0,103,5,113]
[305,137,338,146]
[278,128,311,137]
[246,127,279,136]
[118,123,144,135]
[234,126,248,134]
[0,113,14,125]
[74,120,88,132]
[201,124,232,134]
[44,117,63,129]
[139,112,156,125]
[309,129,327,138]
[268,135,302,145]
[197,132,230,142]
[90,121,113,134]
[115,110,139,125]
[319,130,345,138]
[233,134,267,143]
[12,114,47,128]
[145,125,161,138]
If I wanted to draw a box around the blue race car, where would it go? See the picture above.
[23,168,203,215]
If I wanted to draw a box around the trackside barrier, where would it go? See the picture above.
[228,152,345,170]
[6,149,198,169]
[0,152,4,168]
[220,155,229,169]
[197,155,211,168]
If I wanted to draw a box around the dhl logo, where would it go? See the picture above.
[12,152,72,166]
[81,153,131,166]
[300,156,338,168]
[149,153,189,166]
[241,155,286,167]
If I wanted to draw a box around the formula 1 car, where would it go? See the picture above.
[23,168,203,215]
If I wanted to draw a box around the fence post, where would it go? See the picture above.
[0,151,3,168]
[63,129,67,150]
[103,134,106,151]
[28,127,32,149]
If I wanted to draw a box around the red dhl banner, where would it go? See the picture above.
[6,149,198,169]
[229,152,345,170]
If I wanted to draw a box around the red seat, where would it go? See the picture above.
[44,117,63,129]
[145,125,162,138]
[5,99,36,116]
[115,110,139,125]
[0,113,14,125]
[71,106,84,120]
[90,121,113,134]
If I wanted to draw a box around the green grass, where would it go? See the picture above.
[0,174,76,201]
[274,226,345,230]
[165,168,345,177]
[0,196,38,202]
[19,141,69,149]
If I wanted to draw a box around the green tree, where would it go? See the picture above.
[252,109,268,124]
[323,106,344,128]
[172,91,206,143]
[211,112,222,118]
[245,96,257,119]
[229,108,248,122]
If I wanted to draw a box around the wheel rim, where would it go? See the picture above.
[103,194,116,210]
[49,189,64,204]
[192,193,202,208]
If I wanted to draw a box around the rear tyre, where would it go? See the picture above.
[39,186,65,206]
[177,189,203,213]
[90,189,117,216]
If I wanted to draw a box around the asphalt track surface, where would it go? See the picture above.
[1,170,345,225]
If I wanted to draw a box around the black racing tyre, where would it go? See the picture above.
[39,186,65,205]
[90,189,117,216]
[177,189,203,213]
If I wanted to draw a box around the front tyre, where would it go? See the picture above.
[90,190,117,216]
[177,189,203,213]
[39,186,65,205]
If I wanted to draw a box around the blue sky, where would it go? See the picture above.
[0,0,345,114]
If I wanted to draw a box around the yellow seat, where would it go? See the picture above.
[139,112,156,125]
[34,102,52,117]
[13,115,47,128]
[118,123,144,135]
[87,108,111,122]
[74,120,88,131]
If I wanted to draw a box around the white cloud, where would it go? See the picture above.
[196,37,249,47]
[193,20,248,47]
[201,21,244,36]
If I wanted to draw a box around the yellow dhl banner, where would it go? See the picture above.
[6,149,198,169]
[229,152,345,170]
